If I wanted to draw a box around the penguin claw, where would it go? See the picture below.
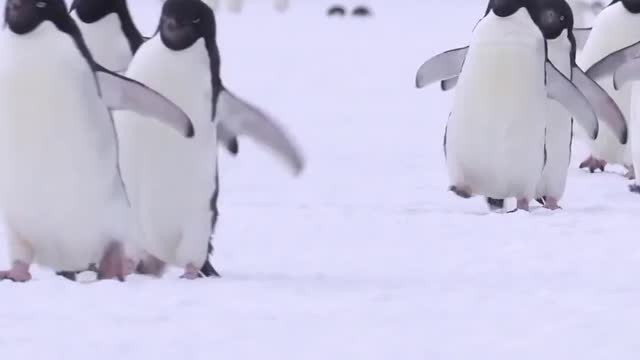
[579,156,606,173]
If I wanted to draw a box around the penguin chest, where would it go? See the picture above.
[116,37,216,241]
[445,11,547,197]
[73,13,133,72]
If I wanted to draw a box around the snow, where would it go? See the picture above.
[2,0,640,358]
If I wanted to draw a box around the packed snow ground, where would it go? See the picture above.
[1,0,640,358]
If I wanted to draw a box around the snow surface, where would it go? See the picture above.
[1,0,640,359]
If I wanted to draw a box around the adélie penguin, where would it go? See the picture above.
[415,0,600,212]
[532,0,627,209]
[0,0,193,281]
[575,0,640,176]
[69,0,239,155]
[115,0,305,279]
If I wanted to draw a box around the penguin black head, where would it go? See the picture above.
[70,0,127,24]
[485,0,528,17]
[530,0,574,40]
[616,0,640,14]
[5,0,69,35]
[159,0,215,51]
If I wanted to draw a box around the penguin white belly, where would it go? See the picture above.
[115,37,216,268]
[72,12,132,72]
[535,36,573,201]
[0,25,128,271]
[446,11,546,199]
[577,3,640,165]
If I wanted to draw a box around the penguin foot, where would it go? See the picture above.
[579,156,606,173]
[135,254,166,277]
[0,261,32,282]
[449,185,472,199]
[180,263,202,280]
[56,271,77,281]
[97,241,125,281]
[625,165,635,180]
[516,198,530,211]
[486,197,504,211]
[542,197,562,210]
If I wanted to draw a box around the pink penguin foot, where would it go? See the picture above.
[97,242,125,281]
[542,197,562,210]
[136,255,166,277]
[180,263,202,280]
[579,156,606,173]
[517,198,530,212]
[0,261,32,282]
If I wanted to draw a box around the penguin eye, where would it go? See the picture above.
[193,18,201,24]
[560,15,566,22]
[35,1,47,8]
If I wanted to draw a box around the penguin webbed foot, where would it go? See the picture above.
[97,241,126,281]
[0,260,32,282]
[579,156,606,173]
[516,198,530,212]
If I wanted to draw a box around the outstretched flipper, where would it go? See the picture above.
[574,28,592,50]
[415,47,468,88]
[585,40,640,81]
[94,65,194,138]
[440,77,458,91]
[545,61,598,139]
[571,66,628,144]
[613,56,640,90]
[217,123,239,155]
[215,89,305,175]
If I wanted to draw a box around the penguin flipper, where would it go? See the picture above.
[585,40,640,81]
[572,66,628,144]
[545,61,598,139]
[217,122,239,155]
[573,28,592,50]
[415,46,468,88]
[613,56,640,91]
[94,65,194,138]
[215,88,304,175]
[440,77,459,91]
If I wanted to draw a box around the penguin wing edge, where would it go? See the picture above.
[440,77,459,92]
[545,61,598,139]
[94,66,195,138]
[585,40,640,81]
[217,123,239,155]
[572,66,628,144]
[415,46,468,88]
[215,89,305,175]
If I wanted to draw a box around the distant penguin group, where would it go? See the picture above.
[416,0,634,212]
[327,5,372,18]
[0,0,304,282]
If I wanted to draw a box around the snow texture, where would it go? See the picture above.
[1,0,639,359]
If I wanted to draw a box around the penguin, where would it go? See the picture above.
[114,0,305,279]
[69,0,240,156]
[533,0,627,209]
[352,6,372,17]
[416,0,600,211]
[0,0,193,282]
[69,0,142,73]
[575,0,640,176]
[328,5,346,17]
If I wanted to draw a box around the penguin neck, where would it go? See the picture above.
[114,4,144,53]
